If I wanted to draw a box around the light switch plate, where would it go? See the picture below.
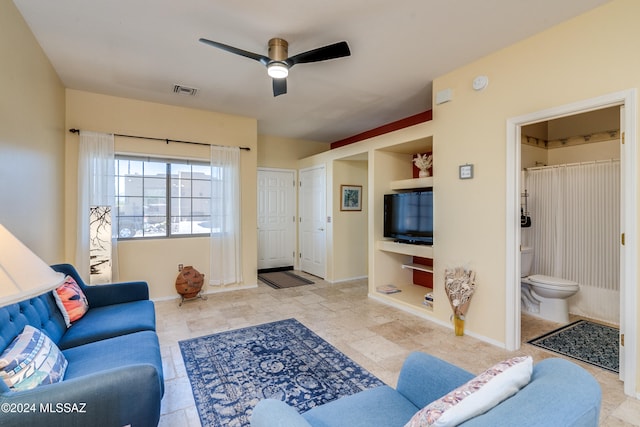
[459,164,474,179]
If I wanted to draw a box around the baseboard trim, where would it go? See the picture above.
[328,275,368,284]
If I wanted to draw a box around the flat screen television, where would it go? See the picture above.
[384,190,433,245]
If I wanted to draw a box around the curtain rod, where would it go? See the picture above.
[68,128,250,151]
[525,158,619,171]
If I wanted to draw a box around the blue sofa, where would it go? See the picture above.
[0,264,163,427]
[251,352,602,427]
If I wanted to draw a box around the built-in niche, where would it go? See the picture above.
[333,153,369,281]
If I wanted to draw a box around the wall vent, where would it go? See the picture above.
[173,84,198,96]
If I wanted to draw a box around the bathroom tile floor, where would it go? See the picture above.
[156,275,639,427]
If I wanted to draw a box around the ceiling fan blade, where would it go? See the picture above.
[272,78,287,97]
[199,38,270,66]
[286,41,350,66]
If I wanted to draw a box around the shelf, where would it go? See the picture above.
[390,176,433,190]
[377,240,433,258]
[402,263,433,273]
[372,283,433,312]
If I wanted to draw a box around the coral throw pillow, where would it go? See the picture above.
[405,356,533,427]
[0,325,68,390]
[53,275,89,327]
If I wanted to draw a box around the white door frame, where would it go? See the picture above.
[505,89,637,396]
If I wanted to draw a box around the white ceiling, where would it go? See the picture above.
[13,0,610,143]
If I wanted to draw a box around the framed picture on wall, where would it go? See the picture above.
[340,185,362,211]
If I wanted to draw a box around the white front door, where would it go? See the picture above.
[300,166,326,278]
[257,169,296,270]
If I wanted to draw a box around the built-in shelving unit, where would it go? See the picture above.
[375,240,434,312]
[376,240,433,258]
[371,136,435,316]
[371,282,434,313]
[390,176,433,191]
[402,263,434,273]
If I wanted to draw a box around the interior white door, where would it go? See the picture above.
[300,166,326,278]
[257,169,296,270]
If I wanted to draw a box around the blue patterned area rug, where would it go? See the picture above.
[528,319,619,373]
[179,318,384,427]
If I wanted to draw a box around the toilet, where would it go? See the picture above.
[520,246,579,323]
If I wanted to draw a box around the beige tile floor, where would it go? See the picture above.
[156,274,640,426]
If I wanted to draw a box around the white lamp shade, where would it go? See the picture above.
[0,225,65,306]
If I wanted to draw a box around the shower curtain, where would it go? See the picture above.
[522,160,620,324]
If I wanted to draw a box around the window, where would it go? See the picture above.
[115,156,211,239]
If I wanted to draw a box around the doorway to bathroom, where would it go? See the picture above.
[520,107,620,324]
[505,89,637,397]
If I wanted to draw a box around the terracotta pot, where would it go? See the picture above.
[175,266,204,298]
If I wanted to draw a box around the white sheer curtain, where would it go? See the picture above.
[523,160,620,324]
[76,131,118,281]
[209,146,242,286]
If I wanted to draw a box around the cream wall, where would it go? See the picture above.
[333,160,368,281]
[430,0,639,388]
[0,1,65,262]
[65,90,258,299]
[522,139,619,167]
[521,144,547,169]
[547,140,619,165]
[258,134,329,169]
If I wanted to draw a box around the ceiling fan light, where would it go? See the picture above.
[267,62,289,79]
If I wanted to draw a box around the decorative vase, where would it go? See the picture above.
[419,169,430,178]
[453,314,465,336]
[175,266,205,298]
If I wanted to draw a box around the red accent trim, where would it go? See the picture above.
[330,110,432,149]
[413,270,433,288]
[412,257,433,288]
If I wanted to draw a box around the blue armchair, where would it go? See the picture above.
[251,352,601,427]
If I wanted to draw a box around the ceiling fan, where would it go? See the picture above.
[198,37,351,97]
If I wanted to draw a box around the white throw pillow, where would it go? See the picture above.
[405,355,533,427]
[0,325,68,390]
